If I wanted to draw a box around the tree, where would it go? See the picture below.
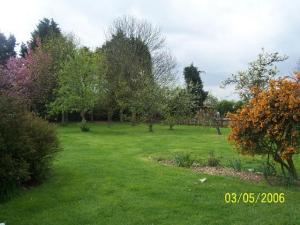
[50,48,106,131]
[216,100,243,117]
[4,40,53,115]
[102,30,152,123]
[29,18,61,50]
[0,32,16,65]
[42,34,77,120]
[105,16,176,126]
[135,77,165,132]
[204,93,219,109]
[164,88,194,130]
[228,73,300,179]
[20,42,28,58]
[184,64,208,112]
[222,49,288,101]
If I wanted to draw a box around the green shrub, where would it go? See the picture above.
[229,158,242,172]
[80,119,90,132]
[174,152,194,168]
[0,94,59,199]
[207,151,220,167]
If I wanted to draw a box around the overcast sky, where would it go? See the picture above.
[1,0,300,99]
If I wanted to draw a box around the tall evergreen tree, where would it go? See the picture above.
[184,64,208,112]
[0,32,16,65]
[20,42,28,57]
[29,18,61,49]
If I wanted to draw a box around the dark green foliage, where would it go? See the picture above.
[102,30,153,121]
[164,88,194,129]
[174,152,194,168]
[80,119,90,132]
[184,64,208,112]
[0,94,59,199]
[30,18,61,50]
[0,32,16,65]
[215,100,244,117]
[217,100,235,117]
[20,42,28,57]
[207,151,220,167]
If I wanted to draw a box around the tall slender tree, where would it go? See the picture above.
[184,64,208,112]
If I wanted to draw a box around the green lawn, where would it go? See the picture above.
[1,123,300,225]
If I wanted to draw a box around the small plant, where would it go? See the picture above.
[80,119,90,132]
[229,158,242,172]
[260,162,277,178]
[207,151,220,167]
[174,153,194,168]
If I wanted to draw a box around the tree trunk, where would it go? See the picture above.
[120,108,124,123]
[80,110,86,122]
[107,109,113,127]
[131,111,137,126]
[214,118,221,135]
[273,152,296,178]
[149,123,153,132]
[169,124,174,130]
[216,126,221,135]
[286,157,298,179]
[61,111,68,124]
[65,112,69,122]
[61,111,65,123]
[90,110,94,122]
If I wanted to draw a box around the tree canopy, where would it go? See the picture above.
[222,49,288,101]
[228,73,300,179]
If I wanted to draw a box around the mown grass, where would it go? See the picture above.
[0,123,299,225]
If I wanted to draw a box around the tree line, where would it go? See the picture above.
[1,16,226,132]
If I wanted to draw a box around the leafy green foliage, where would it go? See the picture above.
[0,94,59,199]
[80,119,90,132]
[229,158,242,172]
[216,100,243,117]
[50,48,106,130]
[102,29,153,123]
[164,87,194,129]
[207,151,220,167]
[174,152,194,168]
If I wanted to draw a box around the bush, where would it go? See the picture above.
[207,151,220,167]
[0,94,59,199]
[229,158,242,172]
[80,119,90,132]
[174,152,194,168]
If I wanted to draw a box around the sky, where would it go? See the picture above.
[1,0,300,100]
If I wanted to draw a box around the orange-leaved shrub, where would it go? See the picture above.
[228,72,300,179]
